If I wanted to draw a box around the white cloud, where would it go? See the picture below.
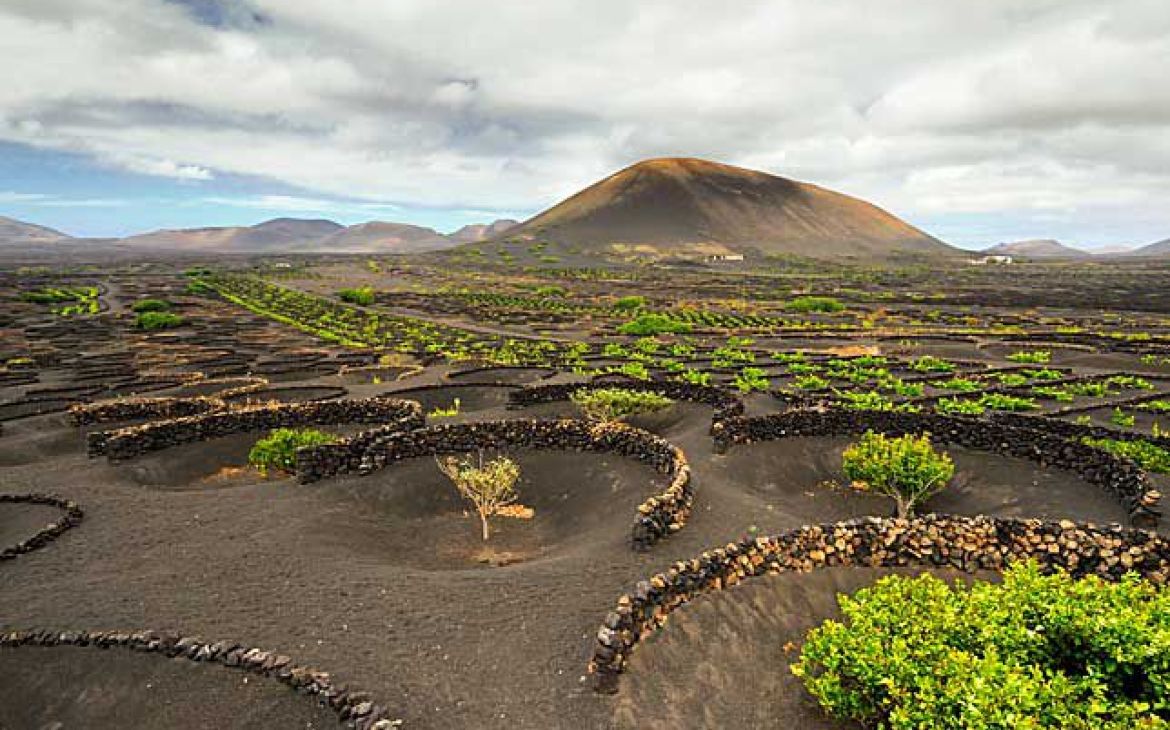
[0,0,1168,244]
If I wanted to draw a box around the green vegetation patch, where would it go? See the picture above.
[249,428,338,476]
[337,286,376,306]
[1082,436,1170,473]
[130,298,171,313]
[570,387,673,422]
[135,311,184,330]
[841,431,953,518]
[793,562,1170,730]
[784,295,844,313]
[618,312,692,336]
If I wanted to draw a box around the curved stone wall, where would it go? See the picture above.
[712,408,1161,527]
[588,513,1170,692]
[296,419,692,550]
[0,628,399,728]
[0,493,84,561]
[91,396,424,461]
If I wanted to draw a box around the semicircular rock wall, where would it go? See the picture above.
[296,419,692,550]
[589,513,1170,693]
[712,408,1161,527]
[90,396,424,461]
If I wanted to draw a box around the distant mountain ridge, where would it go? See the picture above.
[0,215,519,253]
[1129,238,1170,257]
[0,215,72,244]
[496,157,954,259]
[981,239,1089,258]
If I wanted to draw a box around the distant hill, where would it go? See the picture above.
[496,157,953,259]
[312,221,454,253]
[0,215,72,244]
[449,219,519,244]
[982,239,1089,258]
[86,217,463,253]
[1129,238,1170,257]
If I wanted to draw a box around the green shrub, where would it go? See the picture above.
[910,355,955,373]
[248,428,337,475]
[978,393,1037,411]
[732,367,770,393]
[793,562,1170,730]
[613,295,647,312]
[571,387,673,422]
[135,311,184,330]
[1032,386,1074,402]
[794,374,830,391]
[1107,375,1155,391]
[618,313,692,336]
[935,377,981,392]
[673,368,711,386]
[131,298,170,313]
[1111,408,1136,428]
[1083,437,1170,473]
[1138,400,1170,413]
[1007,349,1051,364]
[337,287,375,306]
[785,295,844,313]
[934,397,985,415]
[841,431,953,517]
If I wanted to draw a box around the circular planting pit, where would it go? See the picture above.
[390,384,516,414]
[0,397,76,422]
[0,643,346,729]
[335,366,417,385]
[0,500,71,552]
[309,448,667,570]
[110,432,275,490]
[614,566,989,729]
[712,436,1131,528]
[223,385,347,406]
[161,378,266,398]
[446,366,556,385]
[519,400,711,437]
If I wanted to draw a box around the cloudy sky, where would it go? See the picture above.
[2,0,1168,249]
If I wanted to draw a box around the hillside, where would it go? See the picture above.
[983,239,1089,258]
[0,215,72,244]
[449,219,519,244]
[497,158,953,259]
[311,221,455,253]
[1130,238,1170,257]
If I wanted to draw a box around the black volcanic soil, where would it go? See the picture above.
[0,396,1137,729]
[0,644,339,729]
[0,500,64,548]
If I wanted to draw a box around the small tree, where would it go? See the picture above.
[571,387,673,423]
[436,451,521,541]
[841,431,953,518]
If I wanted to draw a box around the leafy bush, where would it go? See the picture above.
[935,397,985,415]
[613,295,646,312]
[732,367,770,393]
[248,428,337,476]
[571,387,673,422]
[428,398,461,418]
[794,374,830,390]
[534,285,567,298]
[131,298,170,313]
[1138,399,1170,413]
[785,295,844,313]
[337,287,375,306]
[1007,349,1051,364]
[618,313,692,336]
[1021,368,1064,381]
[435,451,522,541]
[673,368,711,386]
[135,311,184,330]
[910,356,955,373]
[1111,408,1136,428]
[1108,374,1155,391]
[1032,386,1074,402]
[935,377,981,392]
[978,393,1037,411]
[841,431,953,517]
[793,562,1170,730]
[1083,437,1170,473]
